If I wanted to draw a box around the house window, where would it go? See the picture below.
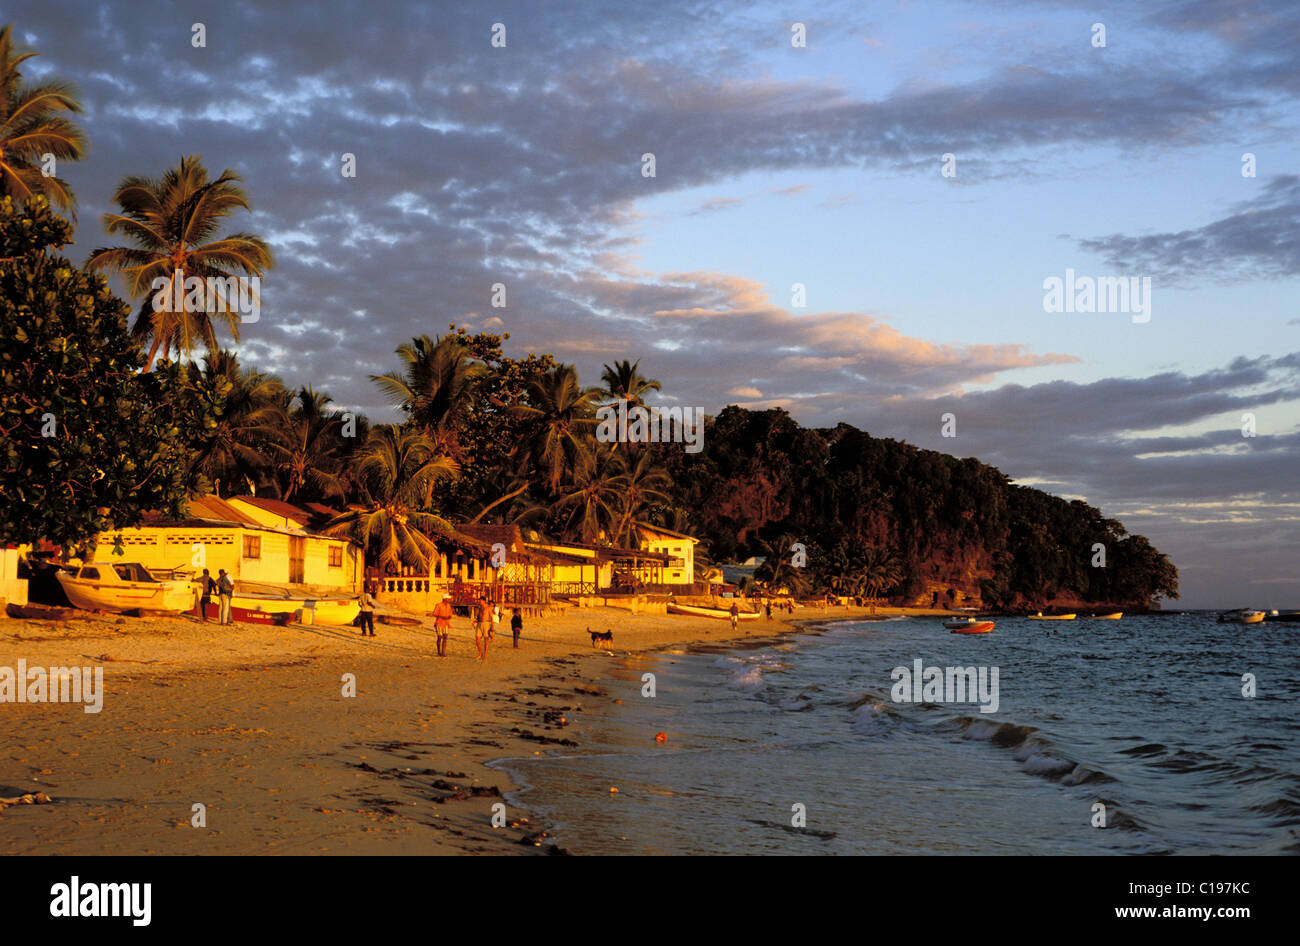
[242,535,261,559]
[329,546,343,568]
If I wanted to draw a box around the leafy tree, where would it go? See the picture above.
[0,196,197,547]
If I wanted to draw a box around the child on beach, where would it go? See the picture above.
[511,607,522,648]
[432,594,453,657]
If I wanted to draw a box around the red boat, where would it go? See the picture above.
[191,602,293,626]
[948,620,995,634]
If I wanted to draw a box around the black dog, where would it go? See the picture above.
[588,627,614,650]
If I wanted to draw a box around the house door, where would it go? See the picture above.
[289,536,306,584]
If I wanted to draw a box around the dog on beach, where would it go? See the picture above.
[588,627,614,650]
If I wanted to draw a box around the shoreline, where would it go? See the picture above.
[0,602,904,855]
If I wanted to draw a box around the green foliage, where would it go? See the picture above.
[0,196,198,547]
[670,406,1179,607]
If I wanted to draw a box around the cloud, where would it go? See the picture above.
[690,197,743,215]
[1076,175,1300,282]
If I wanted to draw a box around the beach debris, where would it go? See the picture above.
[609,786,619,794]
[0,791,54,813]
[510,727,578,747]
[655,732,668,743]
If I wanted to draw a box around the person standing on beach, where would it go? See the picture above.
[474,595,491,660]
[432,593,453,656]
[196,568,215,621]
[729,601,739,631]
[490,602,501,642]
[358,584,376,637]
[765,601,772,621]
[216,569,235,625]
[511,607,523,648]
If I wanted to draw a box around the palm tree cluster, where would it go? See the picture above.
[5,21,932,596]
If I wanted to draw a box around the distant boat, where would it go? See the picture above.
[1029,612,1076,620]
[949,620,995,634]
[1218,609,1265,624]
[1264,610,1300,623]
[57,562,193,614]
[668,602,761,621]
[1088,612,1123,620]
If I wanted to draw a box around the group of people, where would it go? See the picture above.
[413,590,524,660]
[195,568,236,625]
[195,569,525,657]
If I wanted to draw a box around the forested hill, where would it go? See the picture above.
[661,406,1179,610]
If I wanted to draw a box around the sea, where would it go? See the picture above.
[495,612,1299,855]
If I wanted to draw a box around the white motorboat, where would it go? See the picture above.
[56,562,194,614]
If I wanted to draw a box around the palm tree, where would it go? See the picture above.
[322,426,458,574]
[510,363,603,495]
[857,548,904,603]
[370,333,485,457]
[608,449,672,545]
[755,535,812,596]
[0,24,87,216]
[600,358,661,453]
[270,386,345,503]
[86,155,274,369]
[185,351,287,497]
[553,448,621,542]
[600,358,660,405]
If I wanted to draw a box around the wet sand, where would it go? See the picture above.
[0,601,946,855]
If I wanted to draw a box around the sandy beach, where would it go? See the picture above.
[0,600,945,855]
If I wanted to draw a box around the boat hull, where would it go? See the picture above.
[1028,613,1077,620]
[668,603,761,621]
[192,602,293,626]
[230,593,360,626]
[950,621,995,634]
[1090,612,1123,620]
[56,571,193,614]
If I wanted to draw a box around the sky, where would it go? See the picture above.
[15,0,1300,608]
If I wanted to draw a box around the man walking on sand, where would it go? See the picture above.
[730,601,739,631]
[432,593,453,656]
[511,607,523,648]
[474,595,492,660]
[217,568,235,625]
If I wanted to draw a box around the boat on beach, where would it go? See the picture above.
[1029,612,1076,620]
[1217,609,1265,624]
[56,562,194,614]
[191,601,293,626]
[668,602,761,621]
[229,590,360,626]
